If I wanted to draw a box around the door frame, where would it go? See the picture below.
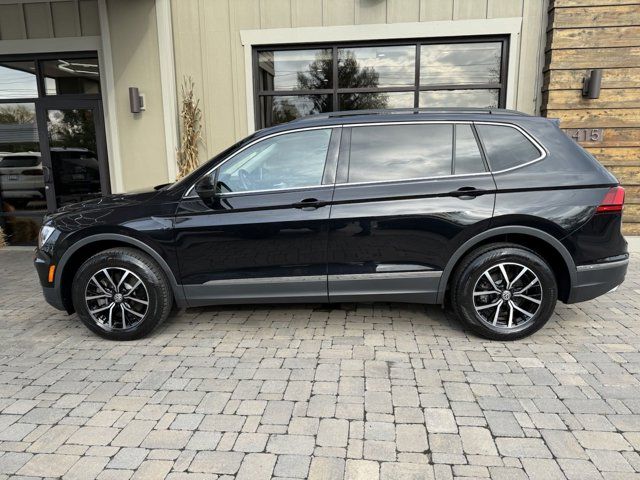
[35,96,111,212]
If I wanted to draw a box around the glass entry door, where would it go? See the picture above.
[36,98,109,210]
[0,53,107,245]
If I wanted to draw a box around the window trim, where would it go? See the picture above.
[252,36,509,129]
[474,121,547,174]
[334,120,546,188]
[184,120,546,198]
[183,125,341,198]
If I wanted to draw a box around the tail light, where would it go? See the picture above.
[596,186,625,213]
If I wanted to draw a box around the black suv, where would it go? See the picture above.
[35,109,628,341]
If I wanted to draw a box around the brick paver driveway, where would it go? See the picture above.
[0,247,639,480]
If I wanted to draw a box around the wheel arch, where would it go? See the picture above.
[56,233,186,312]
[437,226,576,304]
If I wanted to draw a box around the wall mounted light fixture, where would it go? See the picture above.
[582,69,602,99]
[129,87,145,113]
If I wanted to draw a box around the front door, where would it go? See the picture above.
[36,98,109,210]
[174,127,340,306]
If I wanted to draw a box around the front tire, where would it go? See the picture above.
[450,243,557,341]
[72,247,173,340]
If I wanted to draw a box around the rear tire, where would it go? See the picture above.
[450,243,557,340]
[72,247,173,340]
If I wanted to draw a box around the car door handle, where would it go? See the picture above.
[292,198,325,210]
[450,187,487,200]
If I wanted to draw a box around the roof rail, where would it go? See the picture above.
[291,107,528,122]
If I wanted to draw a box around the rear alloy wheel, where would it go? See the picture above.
[451,244,557,340]
[72,247,172,340]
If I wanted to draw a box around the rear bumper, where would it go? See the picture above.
[567,257,628,304]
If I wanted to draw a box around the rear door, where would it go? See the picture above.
[327,121,497,303]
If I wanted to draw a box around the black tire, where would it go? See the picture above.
[450,243,557,341]
[72,247,173,340]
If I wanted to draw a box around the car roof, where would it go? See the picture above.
[256,108,539,137]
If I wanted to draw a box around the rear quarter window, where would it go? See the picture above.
[476,124,542,171]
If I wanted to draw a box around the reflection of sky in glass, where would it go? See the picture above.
[339,91,414,110]
[259,50,332,91]
[476,125,540,171]
[349,125,453,183]
[0,62,37,99]
[420,89,499,108]
[454,124,484,174]
[220,129,331,191]
[338,46,415,88]
[420,43,501,85]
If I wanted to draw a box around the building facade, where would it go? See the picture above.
[0,0,636,245]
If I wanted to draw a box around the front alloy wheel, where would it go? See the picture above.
[72,247,173,340]
[85,267,150,331]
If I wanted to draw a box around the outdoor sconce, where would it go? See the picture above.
[129,87,145,113]
[582,69,602,99]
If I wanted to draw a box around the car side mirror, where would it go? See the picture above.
[194,175,218,200]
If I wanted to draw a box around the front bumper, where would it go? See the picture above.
[34,249,66,311]
[567,257,629,304]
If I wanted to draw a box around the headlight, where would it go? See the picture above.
[38,225,56,249]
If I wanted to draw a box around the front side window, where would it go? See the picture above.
[215,128,332,194]
[476,124,541,171]
[255,38,507,128]
[348,124,453,183]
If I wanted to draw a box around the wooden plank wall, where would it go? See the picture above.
[543,0,640,234]
[172,0,548,163]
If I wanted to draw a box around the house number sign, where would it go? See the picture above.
[563,128,604,143]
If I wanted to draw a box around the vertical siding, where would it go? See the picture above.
[542,0,640,234]
[0,1,100,40]
[172,0,546,161]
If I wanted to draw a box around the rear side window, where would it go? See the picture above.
[454,124,485,175]
[348,124,453,183]
[476,124,541,171]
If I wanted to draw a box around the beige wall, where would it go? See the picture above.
[106,0,168,191]
[0,0,100,40]
[171,0,548,161]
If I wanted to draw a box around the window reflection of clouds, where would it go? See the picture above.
[420,43,501,85]
[420,89,499,108]
[338,46,416,88]
[349,125,453,183]
[454,125,484,174]
[338,91,414,110]
[219,129,331,192]
[259,50,332,91]
[0,62,38,100]
[476,125,540,171]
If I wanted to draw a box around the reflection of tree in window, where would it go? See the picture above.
[0,104,35,124]
[48,109,96,152]
[296,51,388,112]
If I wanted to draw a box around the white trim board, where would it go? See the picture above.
[98,0,124,193]
[156,0,179,183]
[241,18,522,133]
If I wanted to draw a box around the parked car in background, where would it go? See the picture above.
[0,151,44,209]
[34,108,628,341]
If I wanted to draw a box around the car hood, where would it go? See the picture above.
[51,188,161,218]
